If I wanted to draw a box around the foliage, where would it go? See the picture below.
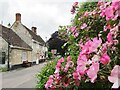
[36,59,58,88]
[58,25,69,41]
[47,31,67,56]
[79,2,97,12]
[48,51,52,59]
[38,0,120,89]
[0,66,7,72]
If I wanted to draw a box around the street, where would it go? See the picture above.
[2,62,47,88]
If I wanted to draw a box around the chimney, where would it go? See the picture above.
[16,13,21,22]
[31,27,37,34]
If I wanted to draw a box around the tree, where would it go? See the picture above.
[47,29,68,56]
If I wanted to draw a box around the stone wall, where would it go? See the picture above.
[10,49,32,65]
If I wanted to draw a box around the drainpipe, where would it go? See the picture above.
[7,42,10,71]
[7,29,10,71]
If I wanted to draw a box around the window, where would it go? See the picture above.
[22,51,27,62]
[0,52,6,64]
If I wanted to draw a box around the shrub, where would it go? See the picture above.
[0,65,7,72]
[48,51,52,59]
[36,59,58,88]
[44,1,120,89]
[37,0,120,89]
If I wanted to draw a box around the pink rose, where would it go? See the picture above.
[54,67,60,74]
[45,75,53,89]
[80,23,87,29]
[74,32,79,38]
[71,2,78,14]
[77,55,90,76]
[57,62,61,67]
[100,53,110,65]
[112,0,120,10]
[87,62,99,83]
[84,11,89,17]
[113,40,119,45]
[73,72,80,80]
[64,61,74,72]
[105,6,114,20]
[88,37,102,54]
[107,32,113,42]
[73,2,78,7]
[108,65,120,88]
[101,44,107,53]
[61,57,64,62]
[69,26,76,32]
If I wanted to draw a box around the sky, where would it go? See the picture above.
[0,0,86,41]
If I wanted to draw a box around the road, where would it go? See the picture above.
[2,62,47,88]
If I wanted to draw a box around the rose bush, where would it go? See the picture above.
[36,59,58,88]
[44,0,120,89]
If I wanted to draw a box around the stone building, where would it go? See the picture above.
[11,13,47,64]
[0,25,32,68]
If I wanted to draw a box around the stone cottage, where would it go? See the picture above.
[0,24,32,68]
[11,13,47,64]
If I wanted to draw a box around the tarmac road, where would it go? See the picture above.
[2,62,47,88]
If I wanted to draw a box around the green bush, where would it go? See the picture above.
[36,59,58,88]
[48,52,52,59]
[0,66,7,72]
[36,1,119,89]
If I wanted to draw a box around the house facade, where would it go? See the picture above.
[11,13,47,63]
[0,25,32,68]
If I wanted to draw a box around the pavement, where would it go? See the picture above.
[2,62,47,88]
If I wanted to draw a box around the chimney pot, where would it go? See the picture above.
[31,27,37,34]
[16,13,21,22]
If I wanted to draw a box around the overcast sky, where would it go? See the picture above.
[0,0,86,41]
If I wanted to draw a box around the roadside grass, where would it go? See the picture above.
[0,66,7,72]
[0,67,7,72]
